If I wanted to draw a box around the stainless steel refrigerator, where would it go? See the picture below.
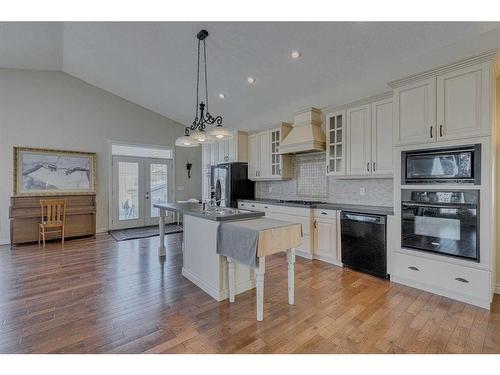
[210,162,255,208]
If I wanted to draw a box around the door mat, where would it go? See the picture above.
[110,224,183,242]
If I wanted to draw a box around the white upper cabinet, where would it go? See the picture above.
[392,58,494,146]
[327,95,394,178]
[325,109,346,176]
[437,62,491,141]
[393,77,436,146]
[248,124,292,181]
[259,131,271,178]
[371,98,394,175]
[248,134,260,179]
[200,131,248,203]
[202,131,248,166]
[347,104,372,176]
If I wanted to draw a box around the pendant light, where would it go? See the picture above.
[175,29,232,148]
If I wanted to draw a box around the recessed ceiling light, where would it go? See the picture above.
[218,93,225,99]
[247,77,256,84]
[291,50,301,59]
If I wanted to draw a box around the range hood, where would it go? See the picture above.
[278,107,326,154]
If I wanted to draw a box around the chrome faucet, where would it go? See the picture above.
[204,198,221,211]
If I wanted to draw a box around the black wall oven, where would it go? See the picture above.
[402,144,481,185]
[401,190,479,262]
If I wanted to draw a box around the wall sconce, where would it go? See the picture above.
[186,161,193,179]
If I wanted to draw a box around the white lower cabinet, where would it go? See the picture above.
[313,209,341,265]
[393,252,491,309]
[237,202,344,264]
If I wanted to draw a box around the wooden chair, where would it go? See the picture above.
[39,199,67,247]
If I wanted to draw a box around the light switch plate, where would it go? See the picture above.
[359,187,366,196]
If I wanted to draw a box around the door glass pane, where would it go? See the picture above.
[331,130,336,143]
[336,144,342,157]
[337,129,342,142]
[336,159,343,172]
[119,162,139,221]
[337,115,342,128]
[329,159,335,172]
[150,163,168,218]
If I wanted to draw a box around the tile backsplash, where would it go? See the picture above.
[255,152,394,207]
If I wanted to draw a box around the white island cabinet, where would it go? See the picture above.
[182,215,255,301]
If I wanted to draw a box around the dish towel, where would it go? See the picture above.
[216,218,302,267]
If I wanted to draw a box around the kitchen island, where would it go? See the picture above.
[154,203,301,320]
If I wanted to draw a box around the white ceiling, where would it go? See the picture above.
[1,22,500,130]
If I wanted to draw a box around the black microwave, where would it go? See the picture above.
[401,144,481,185]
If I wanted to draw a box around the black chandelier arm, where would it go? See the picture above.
[204,111,222,126]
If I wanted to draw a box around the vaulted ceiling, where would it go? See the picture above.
[1,22,499,130]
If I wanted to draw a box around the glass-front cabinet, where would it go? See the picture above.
[248,123,293,181]
[270,128,281,176]
[326,109,346,175]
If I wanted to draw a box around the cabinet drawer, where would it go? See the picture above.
[238,201,261,211]
[394,252,491,302]
[314,209,337,219]
[440,263,491,301]
[268,204,310,217]
[394,252,435,284]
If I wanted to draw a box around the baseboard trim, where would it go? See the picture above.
[0,238,10,246]
[295,250,313,260]
[495,284,500,295]
[181,267,255,302]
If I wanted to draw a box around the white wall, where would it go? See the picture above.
[0,69,201,243]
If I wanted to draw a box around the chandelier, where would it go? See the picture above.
[175,29,232,148]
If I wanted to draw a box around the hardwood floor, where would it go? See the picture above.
[0,233,499,354]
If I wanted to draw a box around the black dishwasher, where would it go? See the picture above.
[340,212,387,279]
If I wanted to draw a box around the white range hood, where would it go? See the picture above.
[278,107,326,154]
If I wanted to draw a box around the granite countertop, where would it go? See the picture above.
[238,198,394,216]
[153,202,265,222]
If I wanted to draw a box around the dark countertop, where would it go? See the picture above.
[238,199,394,216]
[154,202,265,222]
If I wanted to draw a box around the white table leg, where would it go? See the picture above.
[256,256,266,321]
[227,257,235,303]
[158,209,166,256]
[286,248,295,305]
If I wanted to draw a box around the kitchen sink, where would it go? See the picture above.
[202,207,249,216]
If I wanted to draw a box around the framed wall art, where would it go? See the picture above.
[13,147,96,196]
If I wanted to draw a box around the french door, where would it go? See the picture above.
[111,156,174,230]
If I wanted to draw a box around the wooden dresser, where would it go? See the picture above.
[9,194,96,246]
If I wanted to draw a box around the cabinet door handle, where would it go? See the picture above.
[366,162,370,172]
[373,162,376,172]
[430,126,433,138]
[314,220,317,229]
[326,165,329,173]
[321,212,327,215]
[439,125,443,137]
[408,266,420,271]
[455,277,469,283]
